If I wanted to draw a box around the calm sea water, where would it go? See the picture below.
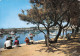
[0,30,72,48]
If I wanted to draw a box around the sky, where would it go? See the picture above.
[0,0,37,29]
[0,0,68,29]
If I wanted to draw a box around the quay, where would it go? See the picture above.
[0,27,73,34]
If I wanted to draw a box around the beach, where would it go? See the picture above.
[0,36,80,56]
[0,44,66,56]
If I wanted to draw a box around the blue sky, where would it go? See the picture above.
[0,0,36,29]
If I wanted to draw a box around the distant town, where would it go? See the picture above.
[0,26,73,34]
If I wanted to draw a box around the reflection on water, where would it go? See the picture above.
[0,30,72,48]
[0,35,4,39]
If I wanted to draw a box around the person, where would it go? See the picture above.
[4,37,12,49]
[14,38,19,47]
[29,33,34,44]
[24,37,30,45]
[30,33,33,40]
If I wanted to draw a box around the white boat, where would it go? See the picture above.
[0,32,3,35]
[50,32,57,36]
[9,31,15,35]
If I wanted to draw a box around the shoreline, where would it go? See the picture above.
[0,37,66,52]
[0,35,75,52]
[0,43,26,52]
[0,39,45,52]
[1,37,80,56]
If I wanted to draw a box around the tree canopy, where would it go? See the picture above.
[18,0,79,46]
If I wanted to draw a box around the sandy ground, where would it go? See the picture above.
[0,37,80,56]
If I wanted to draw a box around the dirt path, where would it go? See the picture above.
[0,44,66,56]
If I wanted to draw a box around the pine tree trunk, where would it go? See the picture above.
[54,28,62,42]
[45,35,47,46]
[72,28,74,33]
[65,29,67,36]
[46,29,49,47]
[63,29,65,40]
[76,26,79,33]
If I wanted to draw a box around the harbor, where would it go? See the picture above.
[0,27,72,48]
[0,0,80,56]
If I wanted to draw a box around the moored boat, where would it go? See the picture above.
[0,32,3,35]
[50,32,57,36]
[9,31,15,35]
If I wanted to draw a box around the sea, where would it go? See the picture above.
[0,30,72,48]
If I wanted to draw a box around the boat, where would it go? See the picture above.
[34,30,40,34]
[9,31,15,35]
[0,32,3,35]
[24,30,29,34]
[28,33,35,37]
[50,32,57,36]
